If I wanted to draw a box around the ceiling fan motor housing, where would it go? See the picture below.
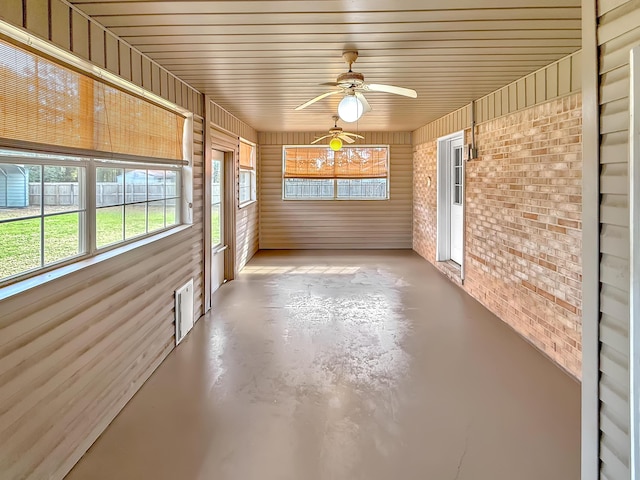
[336,71,365,89]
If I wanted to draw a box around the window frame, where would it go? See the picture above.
[94,160,183,250]
[281,145,391,201]
[0,153,90,281]
[239,140,257,208]
[0,27,192,290]
[239,169,257,207]
[0,149,185,288]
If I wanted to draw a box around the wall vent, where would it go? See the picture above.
[175,279,194,345]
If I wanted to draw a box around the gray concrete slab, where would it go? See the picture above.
[66,250,580,480]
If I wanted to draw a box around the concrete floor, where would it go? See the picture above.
[66,250,580,480]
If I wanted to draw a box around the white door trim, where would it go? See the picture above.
[436,130,465,267]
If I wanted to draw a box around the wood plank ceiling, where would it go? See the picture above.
[69,0,581,132]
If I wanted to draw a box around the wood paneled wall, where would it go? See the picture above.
[413,50,582,144]
[209,102,258,144]
[192,115,206,309]
[258,132,413,249]
[1,0,203,116]
[0,117,204,480]
[595,0,640,478]
[207,101,259,272]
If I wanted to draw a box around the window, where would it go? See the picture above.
[0,155,86,280]
[283,145,389,200]
[0,151,182,283]
[0,38,188,285]
[239,141,256,206]
[96,165,181,248]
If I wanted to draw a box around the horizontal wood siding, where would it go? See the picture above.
[237,201,259,269]
[597,0,639,478]
[0,227,202,479]
[0,13,207,480]
[413,50,582,144]
[210,102,258,144]
[258,131,413,249]
[0,0,203,116]
[192,115,205,312]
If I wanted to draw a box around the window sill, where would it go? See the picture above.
[239,199,257,209]
[0,224,192,302]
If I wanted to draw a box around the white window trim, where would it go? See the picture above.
[0,224,192,302]
[239,139,257,208]
[281,145,391,201]
[0,151,186,288]
[239,168,257,208]
[0,25,194,289]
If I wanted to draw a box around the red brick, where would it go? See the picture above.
[413,93,582,379]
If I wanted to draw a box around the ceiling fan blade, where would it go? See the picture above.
[311,134,332,144]
[342,132,365,139]
[365,83,418,98]
[294,90,342,110]
[339,134,356,144]
[355,92,372,113]
[320,82,340,86]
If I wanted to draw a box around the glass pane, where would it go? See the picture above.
[26,165,42,212]
[96,167,123,207]
[148,170,166,201]
[124,169,147,204]
[44,212,82,264]
[166,170,179,199]
[455,166,461,185]
[0,163,33,220]
[284,178,334,199]
[454,186,462,205]
[337,179,387,199]
[148,200,165,232]
[96,205,124,248]
[454,147,462,167]
[43,166,81,213]
[212,160,222,246]
[0,217,41,279]
[125,203,147,239]
[166,199,178,226]
[239,171,251,204]
[212,200,221,246]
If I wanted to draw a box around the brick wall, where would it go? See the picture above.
[413,93,582,378]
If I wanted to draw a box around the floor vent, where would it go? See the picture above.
[175,279,194,345]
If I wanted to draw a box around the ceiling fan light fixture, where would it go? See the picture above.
[330,137,343,151]
[338,94,363,123]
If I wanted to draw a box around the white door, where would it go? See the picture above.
[449,139,464,265]
[211,149,225,295]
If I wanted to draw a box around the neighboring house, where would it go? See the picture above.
[0,164,27,208]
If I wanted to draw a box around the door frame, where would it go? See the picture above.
[436,130,465,275]
[204,100,238,312]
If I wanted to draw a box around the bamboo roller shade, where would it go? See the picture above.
[0,39,184,161]
[239,141,255,169]
[284,146,388,179]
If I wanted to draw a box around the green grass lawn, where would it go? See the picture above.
[1,205,220,281]
[0,206,178,280]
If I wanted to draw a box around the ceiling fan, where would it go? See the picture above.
[294,50,418,122]
[311,116,364,150]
